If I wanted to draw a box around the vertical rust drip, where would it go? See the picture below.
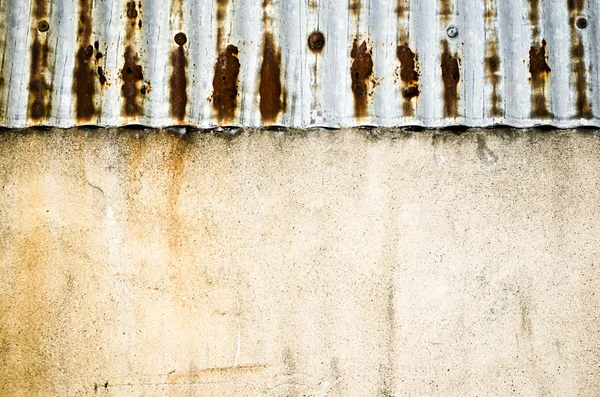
[529,0,540,39]
[170,46,188,121]
[216,0,229,53]
[259,33,283,123]
[396,0,408,18]
[121,47,144,117]
[28,0,51,121]
[439,0,452,23]
[484,0,502,117]
[440,40,460,118]
[397,45,419,117]
[73,0,96,121]
[529,40,552,118]
[349,0,361,16]
[350,40,373,118]
[213,45,240,123]
[121,1,144,117]
[568,0,591,118]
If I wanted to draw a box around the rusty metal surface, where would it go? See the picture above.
[0,0,598,128]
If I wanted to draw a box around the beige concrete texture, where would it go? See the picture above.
[0,128,599,396]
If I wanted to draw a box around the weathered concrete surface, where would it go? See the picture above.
[0,128,599,396]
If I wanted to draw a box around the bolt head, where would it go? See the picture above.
[446,25,459,38]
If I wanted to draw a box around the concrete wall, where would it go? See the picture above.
[0,128,599,396]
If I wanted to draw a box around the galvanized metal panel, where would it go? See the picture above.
[0,0,598,128]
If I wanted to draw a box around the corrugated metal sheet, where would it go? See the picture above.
[0,0,598,128]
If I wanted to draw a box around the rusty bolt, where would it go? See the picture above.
[307,31,325,52]
[37,20,50,32]
[446,25,458,38]
[174,32,187,46]
[576,17,588,29]
[85,45,94,56]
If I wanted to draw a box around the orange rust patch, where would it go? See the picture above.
[350,40,373,118]
[529,40,552,118]
[213,45,240,123]
[170,46,187,122]
[440,40,460,118]
[259,33,283,123]
[397,44,419,117]
[121,47,144,117]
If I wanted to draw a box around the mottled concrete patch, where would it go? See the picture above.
[0,128,599,396]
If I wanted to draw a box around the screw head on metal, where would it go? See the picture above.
[576,17,588,29]
[446,25,459,38]
[174,32,187,46]
[37,20,50,32]
[307,31,325,52]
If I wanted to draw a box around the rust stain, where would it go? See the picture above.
[440,40,460,118]
[484,0,502,117]
[529,0,540,39]
[213,45,240,123]
[126,1,138,20]
[397,44,419,117]
[121,47,144,117]
[568,0,591,118]
[439,0,452,23]
[73,0,96,121]
[396,0,408,18]
[349,0,361,15]
[170,46,188,122]
[529,40,552,118]
[216,0,229,53]
[485,46,502,117]
[350,40,373,118]
[259,33,283,123]
[28,0,51,121]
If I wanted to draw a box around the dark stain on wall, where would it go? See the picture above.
[350,40,373,118]
[529,40,552,118]
[440,40,460,118]
[259,33,283,123]
[213,45,240,123]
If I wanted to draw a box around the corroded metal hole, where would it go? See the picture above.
[37,20,50,32]
[446,25,458,38]
[308,31,325,52]
[576,17,588,29]
[174,33,187,46]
